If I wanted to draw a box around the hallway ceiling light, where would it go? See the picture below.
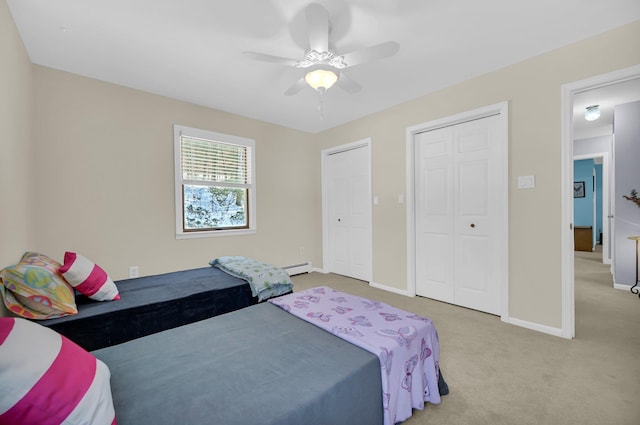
[584,105,601,121]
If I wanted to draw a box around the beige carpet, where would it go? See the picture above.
[291,249,640,425]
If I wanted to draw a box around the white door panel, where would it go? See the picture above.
[458,160,488,216]
[456,236,489,291]
[351,227,369,278]
[330,158,350,276]
[415,126,454,301]
[327,145,371,281]
[415,115,503,315]
[417,232,454,302]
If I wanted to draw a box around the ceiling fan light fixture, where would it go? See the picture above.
[245,3,398,97]
[295,60,313,69]
[305,69,338,91]
[329,56,347,69]
[306,49,334,62]
[585,105,601,121]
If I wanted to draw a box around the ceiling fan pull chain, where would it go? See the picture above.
[318,89,325,120]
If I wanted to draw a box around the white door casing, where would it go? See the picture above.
[561,65,640,339]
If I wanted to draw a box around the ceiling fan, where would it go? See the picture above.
[243,2,400,96]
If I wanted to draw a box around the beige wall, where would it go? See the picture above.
[31,67,321,280]
[0,0,34,316]
[0,1,34,267]
[316,20,640,329]
[2,0,639,332]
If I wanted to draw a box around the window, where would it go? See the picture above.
[174,125,256,238]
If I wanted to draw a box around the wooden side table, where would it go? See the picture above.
[574,226,592,251]
[629,236,640,298]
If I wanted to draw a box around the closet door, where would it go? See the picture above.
[415,126,455,304]
[452,117,502,314]
[327,145,371,281]
[415,115,503,315]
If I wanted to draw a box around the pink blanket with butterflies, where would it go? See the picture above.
[269,286,442,425]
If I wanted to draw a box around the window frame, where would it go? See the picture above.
[174,124,256,239]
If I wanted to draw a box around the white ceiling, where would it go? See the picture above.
[7,0,640,134]
[573,77,640,140]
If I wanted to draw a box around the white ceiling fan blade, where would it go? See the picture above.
[305,3,329,53]
[341,41,400,68]
[284,78,307,96]
[243,51,299,67]
[336,73,362,94]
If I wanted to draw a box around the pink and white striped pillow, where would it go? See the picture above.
[59,252,120,301]
[0,317,116,425]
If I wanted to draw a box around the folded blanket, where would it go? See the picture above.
[269,286,444,425]
[209,256,293,302]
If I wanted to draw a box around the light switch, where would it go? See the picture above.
[517,175,535,189]
[373,196,379,205]
[398,194,405,204]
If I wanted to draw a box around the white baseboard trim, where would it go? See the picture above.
[613,283,634,292]
[369,281,413,297]
[502,316,565,338]
[301,269,413,297]
[296,268,570,338]
[282,261,312,276]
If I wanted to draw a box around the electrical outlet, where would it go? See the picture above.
[299,247,305,255]
[129,266,139,278]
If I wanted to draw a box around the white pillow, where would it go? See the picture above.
[0,317,116,424]
[59,252,120,301]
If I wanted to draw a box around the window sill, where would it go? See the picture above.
[176,228,256,239]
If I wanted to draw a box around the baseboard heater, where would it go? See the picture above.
[282,262,312,276]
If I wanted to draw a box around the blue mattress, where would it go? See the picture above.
[39,267,258,350]
[93,302,384,425]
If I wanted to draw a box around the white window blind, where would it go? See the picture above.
[180,136,251,186]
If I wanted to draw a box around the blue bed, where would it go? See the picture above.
[93,302,384,425]
[92,289,448,425]
[39,267,263,351]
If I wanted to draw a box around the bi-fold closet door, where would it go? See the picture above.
[326,144,371,282]
[414,115,503,315]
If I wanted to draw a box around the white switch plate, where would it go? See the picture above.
[517,175,535,189]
